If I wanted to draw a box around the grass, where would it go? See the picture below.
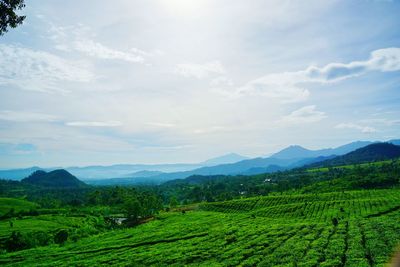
[0,198,39,217]
[0,215,101,240]
[1,189,400,266]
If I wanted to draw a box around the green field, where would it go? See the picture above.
[1,189,399,266]
[0,198,39,217]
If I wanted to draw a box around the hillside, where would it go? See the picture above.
[1,189,400,266]
[21,169,88,188]
[0,198,39,217]
[309,143,400,168]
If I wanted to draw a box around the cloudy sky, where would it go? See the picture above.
[1,0,400,168]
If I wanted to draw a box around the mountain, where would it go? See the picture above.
[271,141,374,159]
[201,153,248,166]
[308,143,400,167]
[21,169,87,188]
[65,163,202,180]
[2,139,398,183]
[0,166,46,180]
[239,165,285,175]
[389,139,400,146]
[127,170,164,178]
[271,145,317,159]
[86,157,306,185]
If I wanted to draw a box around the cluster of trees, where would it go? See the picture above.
[158,160,400,204]
[87,187,163,224]
[0,181,164,225]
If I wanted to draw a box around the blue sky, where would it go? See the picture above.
[0,0,400,168]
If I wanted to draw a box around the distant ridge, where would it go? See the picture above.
[271,141,374,159]
[22,169,87,188]
[308,143,400,168]
[201,153,248,166]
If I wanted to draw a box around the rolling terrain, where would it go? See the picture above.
[0,140,399,266]
[1,189,400,266]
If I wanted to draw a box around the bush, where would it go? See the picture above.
[54,229,68,245]
[5,231,29,252]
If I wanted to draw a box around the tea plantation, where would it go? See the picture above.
[1,189,399,266]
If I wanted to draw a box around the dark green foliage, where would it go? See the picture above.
[3,230,52,252]
[4,231,28,251]
[169,195,179,208]
[54,229,68,245]
[0,0,25,35]
[158,159,400,204]
[309,143,400,168]
[21,169,88,188]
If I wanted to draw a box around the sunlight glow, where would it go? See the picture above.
[161,0,210,17]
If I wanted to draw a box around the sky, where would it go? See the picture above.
[1,0,400,168]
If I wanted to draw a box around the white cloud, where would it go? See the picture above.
[193,126,229,134]
[304,47,400,82]
[359,118,400,126]
[65,121,122,127]
[49,24,149,63]
[335,123,377,133]
[0,44,95,93]
[175,61,226,79]
[72,39,145,63]
[234,47,400,101]
[237,75,310,103]
[280,105,326,124]
[0,110,58,122]
[210,76,234,87]
[146,122,176,128]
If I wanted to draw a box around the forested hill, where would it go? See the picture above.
[307,143,400,168]
[21,169,88,188]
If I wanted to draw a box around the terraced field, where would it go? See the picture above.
[0,198,39,217]
[1,189,400,266]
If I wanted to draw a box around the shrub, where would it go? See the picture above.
[54,229,68,245]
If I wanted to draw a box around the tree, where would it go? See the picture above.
[169,195,179,208]
[124,197,143,222]
[0,0,26,36]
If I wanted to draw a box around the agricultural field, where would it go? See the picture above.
[1,189,400,266]
[0,198,39,217]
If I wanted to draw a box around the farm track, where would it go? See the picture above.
[364,205,400,218]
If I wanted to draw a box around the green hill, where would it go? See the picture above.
[21,169,87,188]
[0,198,39,217]
[308,143,400,168]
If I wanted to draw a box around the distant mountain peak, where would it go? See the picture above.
[22,169,87,188]
[271,145,313,159]
[271,141,376,160]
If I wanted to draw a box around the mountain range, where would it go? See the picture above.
[308,143,400,168]
[1,139,399,185]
